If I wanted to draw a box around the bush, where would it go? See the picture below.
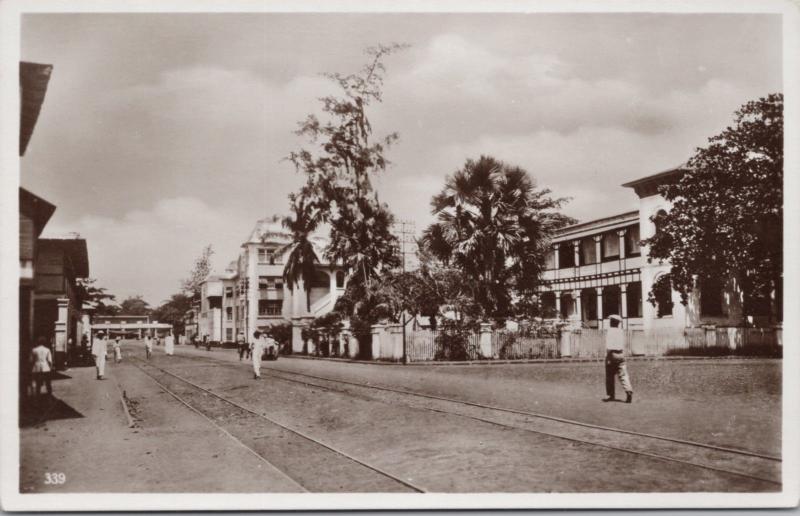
[434,319,480,361]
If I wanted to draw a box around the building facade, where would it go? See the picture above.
[538,167,779,330]
[196,218,346,345]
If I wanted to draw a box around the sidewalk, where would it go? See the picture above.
[19,358,302,493]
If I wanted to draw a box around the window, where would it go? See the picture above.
[275,281,283,290]
[653,209,668,235]
[258,299,282,316]
[225,328,233,342]
[651,273,674,317]
[625,225,641,256]
[700,277,724,317]
[558,242,575,269]
[225,287,233,298]
[540,292,557,318]
[602,285,621,318]
[259,277,270,290]
[226,307,233,321]
[581,287,597,320]
[580,238,596,265]
[336,271,346,288]
[626,282,642,318]
[602,232,619,260]
[258,248,268,263]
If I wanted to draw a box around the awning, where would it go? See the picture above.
[20,61,53,156]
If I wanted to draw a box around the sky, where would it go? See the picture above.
[20,12,782,307]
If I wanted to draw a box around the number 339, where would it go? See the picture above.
[44,472,66,485]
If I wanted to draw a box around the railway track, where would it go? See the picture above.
[133,350,781,490]
[131,358,426,493]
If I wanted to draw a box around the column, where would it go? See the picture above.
[596,287,604,328]
[617,229,627,260]
[594,235,603,273]
[54,298,70,369]
[552,244,560,269]
[371,324,384,360]
[387,324,403,361]
[479,323,493,359]
[572,290,582,322]
[620,283,628,321]
[573,240,581,269]
[554,290,562,319]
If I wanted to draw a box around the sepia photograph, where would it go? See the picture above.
[1,0,798,511]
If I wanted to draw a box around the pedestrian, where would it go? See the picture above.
[603,315,633,403]
[250,331,266,379]
[30,336,53,396]
[237,332,247,361]
[145,333,153,360]
[113,336,123,363]
[192,334,199,349]
[165,331,175,356]
[204,335,211,351]
[92,331,108,380]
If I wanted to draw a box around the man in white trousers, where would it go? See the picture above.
[250,331,266,380]
[165,331,175,356]
[91,331,108,380]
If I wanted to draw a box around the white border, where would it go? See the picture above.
[1,0,798,511]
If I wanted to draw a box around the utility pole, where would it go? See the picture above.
[395,220,416,365]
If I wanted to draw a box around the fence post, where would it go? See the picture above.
[559,330,572,358]
[387,324,403,361]
[371,324,384,360]
[479,323,493,359]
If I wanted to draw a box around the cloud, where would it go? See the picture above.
[42,197,254,306]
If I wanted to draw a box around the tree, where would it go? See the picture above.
[182,244,214,299]
[151,293,194,334]
[286,43,406,290]
[642,93,783,318]
[75,278,120,316]
[281,194,321,312]
[119,295,151,316]
[421,155,574,319]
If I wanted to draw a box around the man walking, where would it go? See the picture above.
[165,331,175,356]
[30,336,53,396]
[237,332,247,361]
[92,331,108,380]
[113,336,123,363]
[145,333,153,359]
[250,331,266,380]
[603,315,633,403]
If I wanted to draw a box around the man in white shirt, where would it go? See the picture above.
[30,336,53,396]
[604,315,633,403]
[250,331,266,379]
[145,334,153,359]
[91,331,108,380]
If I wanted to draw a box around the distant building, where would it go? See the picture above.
[537,167,781,330]
[197,218,346,347]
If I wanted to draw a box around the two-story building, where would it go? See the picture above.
[537,166,779,331]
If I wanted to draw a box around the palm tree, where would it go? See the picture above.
[421,155,572,318]
[281,195,320,313]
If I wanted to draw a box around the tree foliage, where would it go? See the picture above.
[181,244,214,299]
[642,93,783,316]
[281,196,321,312]
[119,295,151,316]
[421,155,575,319]
[285,43,406,293]
[75,278,119,316]
[151,293,194,334]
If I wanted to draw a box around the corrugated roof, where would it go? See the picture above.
[20,61,53,156]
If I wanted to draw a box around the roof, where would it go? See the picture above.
[19,188,56,236]
[551,210,639,242]
[38,238,89,278]
[621,165,687,198]
[244,217,292,245]
[20,62,53,156]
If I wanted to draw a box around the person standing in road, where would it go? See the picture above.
[145,333,153,360]
[92,331,108,380]
[113,336,123,363]
[250,331,266,380]
[237,332,247,361]
[165,330,175,356]
[30,336,54,396]
[603,315,633,403]
[204,335,211,351]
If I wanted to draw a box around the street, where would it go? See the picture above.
[20,342,781,493]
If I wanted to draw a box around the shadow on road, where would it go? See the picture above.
[20,396,84,428]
